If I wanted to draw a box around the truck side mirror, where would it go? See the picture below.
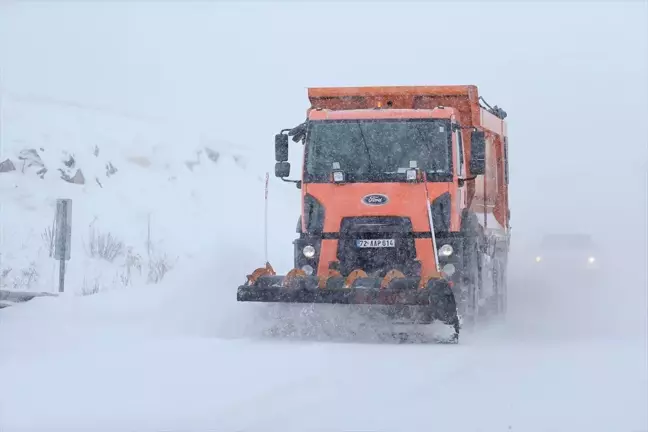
[275,161,290,178]
[275,134,289,162]
[470,130,486,175]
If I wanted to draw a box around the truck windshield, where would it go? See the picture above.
[304,119,452,183]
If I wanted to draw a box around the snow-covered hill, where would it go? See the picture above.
[0,95,299,296]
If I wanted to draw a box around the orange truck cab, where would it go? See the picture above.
[239,85,510,336]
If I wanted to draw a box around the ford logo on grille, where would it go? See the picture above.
[361,194,389,206]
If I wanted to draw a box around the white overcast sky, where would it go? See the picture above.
[1,1,647,246]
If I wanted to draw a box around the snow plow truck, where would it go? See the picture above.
[237,85,511,343]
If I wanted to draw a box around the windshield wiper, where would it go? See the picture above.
[355,122,375,173]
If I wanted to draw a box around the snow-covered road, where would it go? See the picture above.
[1,266,645,432]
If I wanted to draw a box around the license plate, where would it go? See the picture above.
[355,239,396,248]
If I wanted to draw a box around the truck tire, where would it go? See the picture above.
[457,210,483,325]
[460,238,482,326]
[493,259,508,316]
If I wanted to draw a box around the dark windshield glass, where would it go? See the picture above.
[304,119,452,182]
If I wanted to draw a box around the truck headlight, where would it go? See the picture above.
[438,244,453,257]
[302,245,316,258]
[587,256,595,264]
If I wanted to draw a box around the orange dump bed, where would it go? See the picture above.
[307,85,482,129]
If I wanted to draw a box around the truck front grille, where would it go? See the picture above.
[336,216,417,277]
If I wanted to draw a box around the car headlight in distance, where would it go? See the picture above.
[438,244,453,257]
[535,256,542,263]
[587,256,596,264]
[302,245,316,258]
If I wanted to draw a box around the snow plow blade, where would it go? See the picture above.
[237,266,460,343]
[237,275,454,307]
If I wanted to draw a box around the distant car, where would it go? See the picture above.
[532,233,601,274]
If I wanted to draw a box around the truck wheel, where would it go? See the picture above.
[491,259,508,317]
[491,259,501,315]
[499,260,508,316]
[460,239,482,327]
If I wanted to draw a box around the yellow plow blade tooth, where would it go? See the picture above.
[318,269,342,289]
[380,269,406,289]
[246,262,276,285]
[282,268,307,288]
[344,269,368,288]
[418,273,443,289]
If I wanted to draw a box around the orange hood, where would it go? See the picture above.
[303,182,458,233]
